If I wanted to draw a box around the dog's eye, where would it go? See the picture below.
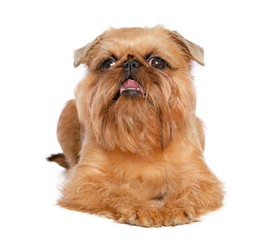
[148,57,167,70]
[100,58,116,69]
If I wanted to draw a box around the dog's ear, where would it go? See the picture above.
[169,31,204,66]
[74,36,102,67]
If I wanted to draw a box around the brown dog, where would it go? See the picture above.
[48,26,223,227]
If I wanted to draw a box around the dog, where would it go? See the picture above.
[48,26,223,227]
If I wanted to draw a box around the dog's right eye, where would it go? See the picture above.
[100,58,116,69]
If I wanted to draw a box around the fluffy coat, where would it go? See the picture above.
[48,26,223,227]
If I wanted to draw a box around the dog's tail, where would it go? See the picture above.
[47,153,69,169]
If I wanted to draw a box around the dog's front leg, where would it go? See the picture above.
[161,175,223,225]
[58,172,164,227]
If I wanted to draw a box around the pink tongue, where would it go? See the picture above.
[120,79,144,95]
[123,79,140,89]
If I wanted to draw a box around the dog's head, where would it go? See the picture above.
[74,26,204,153]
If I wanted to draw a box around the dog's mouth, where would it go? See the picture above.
[119,79,145,97]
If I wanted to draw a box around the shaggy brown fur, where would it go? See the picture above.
[48,26,223,227]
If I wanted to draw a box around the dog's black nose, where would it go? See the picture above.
[123,60,140,71]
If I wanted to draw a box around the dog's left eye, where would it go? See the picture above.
[148,57,167,70]
[100,58,116,69]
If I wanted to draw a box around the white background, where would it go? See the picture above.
[1,0,274,239]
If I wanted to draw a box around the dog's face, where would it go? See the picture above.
[74,26,204,153]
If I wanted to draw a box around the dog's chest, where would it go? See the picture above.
[105,154,181,196]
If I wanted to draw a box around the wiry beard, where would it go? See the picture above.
[76,69,195,153]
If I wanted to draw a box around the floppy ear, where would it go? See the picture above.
[74,36,101,67]
[169,31,204,66]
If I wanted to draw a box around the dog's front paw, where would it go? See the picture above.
[118,206,163,227]
[162,207,198,226]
